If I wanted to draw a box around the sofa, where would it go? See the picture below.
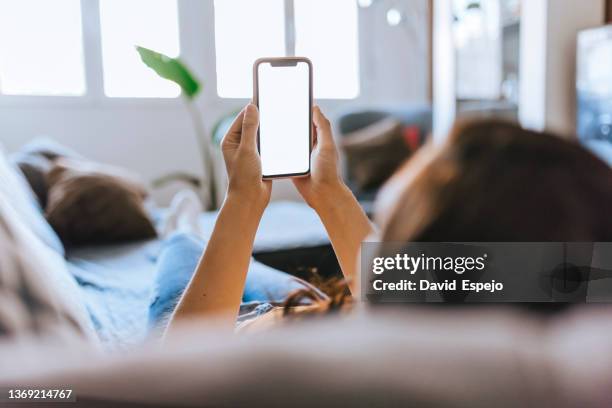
[2,141,612,407]
[2,305,612,407]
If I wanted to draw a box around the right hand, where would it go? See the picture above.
[293,106,345,210]
[221,104,272,212]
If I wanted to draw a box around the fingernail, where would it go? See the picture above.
[246,103,257,114]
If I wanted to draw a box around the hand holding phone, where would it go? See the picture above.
[292,106,344,211]
[254,57,313,179]
[221,104,272,210]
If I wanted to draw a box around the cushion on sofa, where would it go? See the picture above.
[0,195,96,341]
[1,309,600,407]
[19,137,84,161]
[10,152,53,208]
[341,117,414,190]
[45,158,157,246]
[10,138,83,207]
[0,145,65,255]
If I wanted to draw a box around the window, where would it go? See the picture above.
[214,0,359,99]
[452,0,503,100]
[99,0,181,98]
[0,0,181,99]
[214,0,285,99]
[0,0,86,96]
[0,1,358,101]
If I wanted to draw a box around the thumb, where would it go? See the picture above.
[221,108,245,148]
[240,103,259,151]
[313,106,334,148]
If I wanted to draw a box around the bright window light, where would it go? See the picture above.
[214,0,285,98]
[213,0,360,99]
[294,0,360,99]
[99,0,181,98]
[0,0,85,96]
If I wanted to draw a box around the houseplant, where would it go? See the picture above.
[136,46,219,209]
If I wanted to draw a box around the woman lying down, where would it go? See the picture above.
[156,104,612,337]
[2,102,610,340]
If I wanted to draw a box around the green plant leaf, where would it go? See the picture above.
[136,46,201,99]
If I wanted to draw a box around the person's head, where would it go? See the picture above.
[375,119,612,242]
[283,120,612,316]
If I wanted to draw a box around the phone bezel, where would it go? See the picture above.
[253,57,313,179]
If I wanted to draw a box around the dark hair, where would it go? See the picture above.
[381,120,612,242]
[282,276,351,318]
[285,120,612,313]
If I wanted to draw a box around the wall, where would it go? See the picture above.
[432,0,455,141]
[0,0,430,206]
[358,0,430,106]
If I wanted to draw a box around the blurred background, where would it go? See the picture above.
[0,0,610,208]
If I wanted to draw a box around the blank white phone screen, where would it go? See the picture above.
[258,61,310,177]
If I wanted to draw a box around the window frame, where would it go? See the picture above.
[0,0,184,108]
[0,0,364,109]
[213,0,361,100]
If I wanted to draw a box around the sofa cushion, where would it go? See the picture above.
[0,195,95,341]
[10,138,83,207]
[0,309,590,407]
[341,117,413,190]
[45,158,157,246]
[10,151,53,207]
[0,145,65,255]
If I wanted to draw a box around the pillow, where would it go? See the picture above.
[0,196,95,340]
[19,137,83,161]
[11,138,82,207]
[10,151,53,207]
[0,145,65,255]
[341,117,414,191]
[45,159,157,246]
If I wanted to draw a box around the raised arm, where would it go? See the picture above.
[166,104,271,334]
[293,107,374,294]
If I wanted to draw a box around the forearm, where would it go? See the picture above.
[314,183,374,294]
[166,196,264,334]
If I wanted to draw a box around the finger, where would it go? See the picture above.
[313,106,334,148]
[222,108,246,146]
[240,103,259,151]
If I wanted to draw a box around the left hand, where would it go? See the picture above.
[221,104,272,210]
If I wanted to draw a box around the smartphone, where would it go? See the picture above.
[253,57,313,179]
